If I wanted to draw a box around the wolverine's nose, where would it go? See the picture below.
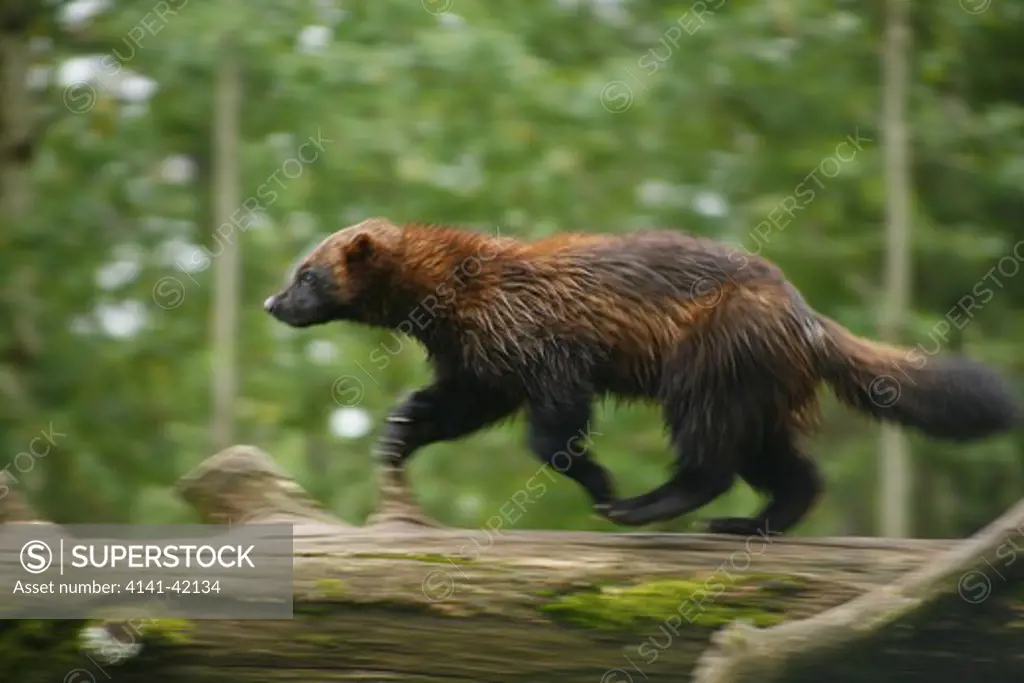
[263,295,278,314]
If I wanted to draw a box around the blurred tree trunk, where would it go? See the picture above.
[878,0,912,538]
[0,10,33,219]
[210,39,240,451]
[0,8,36,402]
[0,6,56,512]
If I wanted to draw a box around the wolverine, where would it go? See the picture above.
[264,217,1020,536]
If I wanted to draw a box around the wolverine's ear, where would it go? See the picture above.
[346,233,375,264]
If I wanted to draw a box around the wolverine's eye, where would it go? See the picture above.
[299,271,317,286]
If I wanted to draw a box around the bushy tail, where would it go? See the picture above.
[815,315,1021,441]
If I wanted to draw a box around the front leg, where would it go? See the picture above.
[369,378,523,527]
[374,378,523,465]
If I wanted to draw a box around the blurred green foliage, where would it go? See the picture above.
[1,0,1022,542]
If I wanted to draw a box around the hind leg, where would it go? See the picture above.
[595,404,744,527]
[595,469,736,526]
[527,400,616,505]
[705,426,823,536]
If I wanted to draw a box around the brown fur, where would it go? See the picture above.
[266,218,1020,534]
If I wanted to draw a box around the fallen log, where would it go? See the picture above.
[2,446,1020,683]
[693,497,1024,683]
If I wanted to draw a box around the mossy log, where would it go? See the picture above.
[2,446,1021,683]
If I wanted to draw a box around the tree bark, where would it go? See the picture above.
[3,446,1020,683]
[694,497,1024,683]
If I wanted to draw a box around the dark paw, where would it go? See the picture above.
[593,502,613,521]
[704,517,780,537]
[593,500,658,527]
[375,418,416,464]
[372,440,406,465]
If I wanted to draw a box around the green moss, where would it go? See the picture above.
[314,578,348,597]
[296,632,340,646]
[144,618,194,645]
[539,576,796,632]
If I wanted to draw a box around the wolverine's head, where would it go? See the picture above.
[263,217,404,328]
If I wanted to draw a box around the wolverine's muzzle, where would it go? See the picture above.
[263,288,326,328]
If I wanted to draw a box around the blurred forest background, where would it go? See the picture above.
[1,0,1021,542]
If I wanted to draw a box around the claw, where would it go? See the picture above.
[367,464,444,529]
